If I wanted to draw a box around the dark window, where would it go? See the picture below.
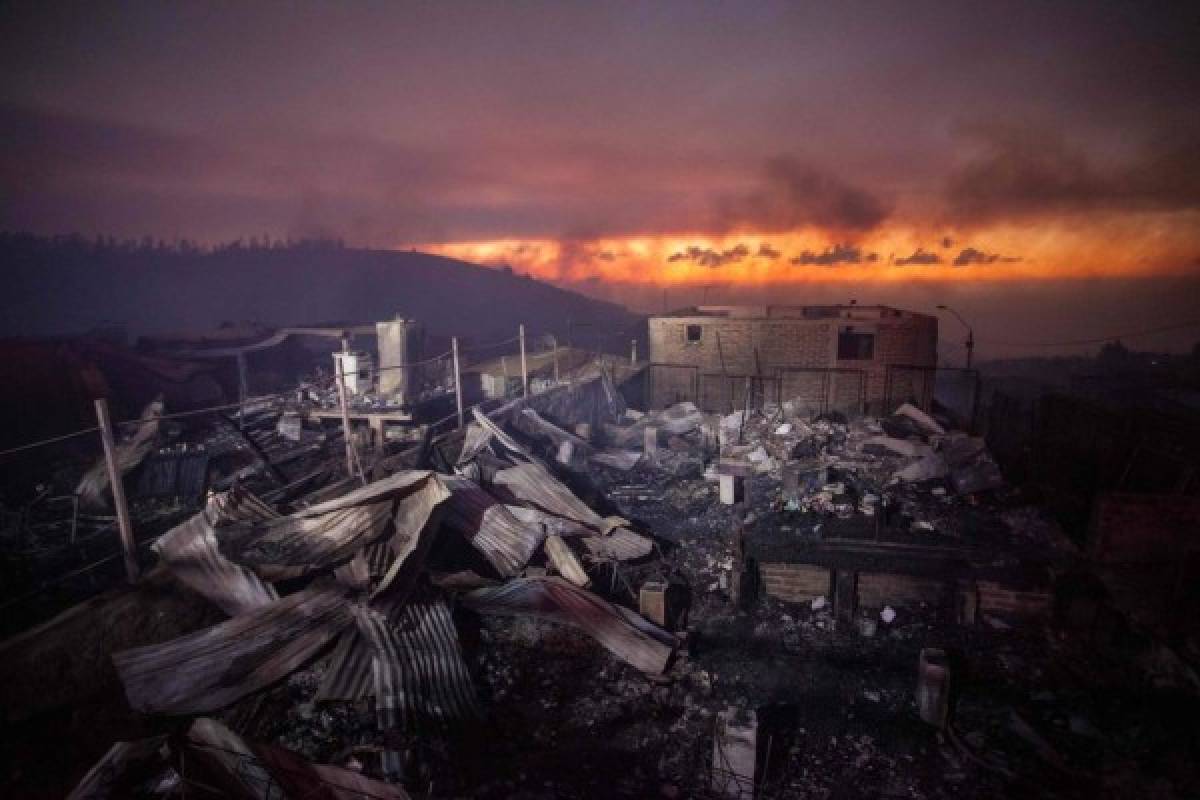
[686,324,703,343]
[837,331,875,360]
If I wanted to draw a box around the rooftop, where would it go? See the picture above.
[651,304,935,321]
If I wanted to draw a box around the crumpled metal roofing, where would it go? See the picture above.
[113,585,353,714]
[76,399,163,508]
[544,533,590,587]
[463,576,676,674]
[219,470,449,581]
[580,527,655,562]
[442,475,544,577]
[316,592,480,732]
[66,736,166,800]
[357,594,480,729]
[490,462,653,562]
[589,449,643,470]
[153,510,280,617]
[183,717,412,800]
[491,461,626,535]
[204,485,281,524]
[468,406,537,463]
[516,408,594,457]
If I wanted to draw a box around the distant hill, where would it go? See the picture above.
[0,233,641,346]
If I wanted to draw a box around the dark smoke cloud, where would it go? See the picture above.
[667,243,751,268]
[757,243,781,259]
[952,247,1021,267]
[895,247,942,266]
[946,125,1200,222]
[790,243,879,267]
[941,236,955,248]
[718,157,890,233]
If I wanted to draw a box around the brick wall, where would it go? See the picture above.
[857,571,946,609]
[977,580,1053,617]
[759,563,831,603]
[648,308,937,412]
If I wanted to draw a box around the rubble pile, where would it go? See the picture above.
[5,373,1200,800]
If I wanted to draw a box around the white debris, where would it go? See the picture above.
[893,403,946,435]
[893,453,948,483]
[880,606,897,624]
[862,435,932,459]
[774,423,793,436]
[811,596,827,611]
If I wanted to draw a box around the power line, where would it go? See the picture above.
[977,318,1200,348]
[0,426,101,458]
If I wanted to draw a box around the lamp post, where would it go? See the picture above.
[936,304,974,369]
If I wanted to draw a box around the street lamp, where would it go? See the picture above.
[936,304,975,369]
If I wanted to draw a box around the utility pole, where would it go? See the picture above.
[333,352,359,482]
[551,335,559,382]
[94,398,138,583]
[236,352,248,430]
[451,337,464,428]
[519,324,528,397]
[631,338,637,364]
[936,304,975,369]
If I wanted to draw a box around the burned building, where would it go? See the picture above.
[647,305,938,416]
[375,317,425,403]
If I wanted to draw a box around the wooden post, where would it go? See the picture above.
[94,398,139,583]
[451,337,464,429]
[333,353,358,481]
[552,335,559,382]
[631,338,637,364]
[236,352,248,430]
[519,324,528,397]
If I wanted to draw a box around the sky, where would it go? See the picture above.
[2,1,1199,355]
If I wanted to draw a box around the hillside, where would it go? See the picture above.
[0,234,641,344]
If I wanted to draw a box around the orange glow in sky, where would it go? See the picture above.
[420,211,1200,287]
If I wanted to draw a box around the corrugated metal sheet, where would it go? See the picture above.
[470,406,537,462]
[455,421,493,466]
[135,450,210,503]
[183,717,413,800]
[589,449,643,470]
[221,471,449,581]
[491,462,619,533]
[544,534,590,587]
[113,586,353,714]
[253,741,413,800]
[579,527,655,562]
[506,505,592,537]
[77,399,163,508]
[464,577,676,674]
[516,408,594,457]
[66,736,167,800]
[205,486,281,524]
[315,628,372,702]
[153,512,280,616]
[442,475,544,576]
[356,595,479,730]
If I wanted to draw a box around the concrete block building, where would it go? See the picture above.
[647,305,938,415]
